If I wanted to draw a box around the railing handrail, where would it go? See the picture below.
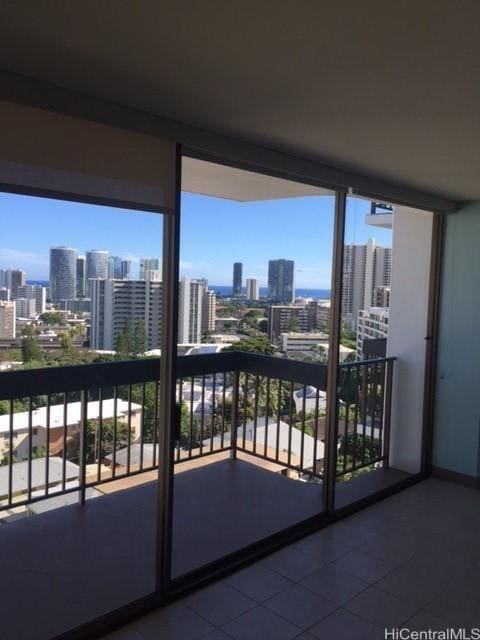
[0,351,328,400]
[0,351,394,402]
[339,356,396,369]
[0,357,162,401]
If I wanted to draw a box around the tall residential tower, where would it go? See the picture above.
[268,259,294,303]
[341,238,391,329]
[232,262,242,296]
[50,247,77,302]
[246,278,260,300]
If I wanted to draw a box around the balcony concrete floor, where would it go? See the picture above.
[0,457,324,640]
[104,477,480,640]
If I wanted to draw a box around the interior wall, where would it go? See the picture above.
[433,201,480,479]
[387,207,433,473]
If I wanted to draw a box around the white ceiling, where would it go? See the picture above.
[0,1,479,201]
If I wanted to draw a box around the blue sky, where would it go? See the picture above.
[0,190,392,287]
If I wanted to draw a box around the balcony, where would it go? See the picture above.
[0,351,402,639]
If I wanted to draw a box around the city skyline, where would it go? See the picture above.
[0,190,392,287]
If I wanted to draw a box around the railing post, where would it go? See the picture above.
[230,370,240,459]
[78,389,88,505]
[382,359,394,468]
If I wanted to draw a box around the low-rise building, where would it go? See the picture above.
[280,331,328,354]
[0,398,142,461]
[268,301,318,343]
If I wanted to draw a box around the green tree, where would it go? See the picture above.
[223,334,276,355]
[115,318,133,359]
[66,418,131,464]
[337,432,381,480]
[40,311,66,325]
[21,333,44,364]
[128,382,159,442]
[0,399,29,415]
[257,318,268,334]
[309,344,328,363]
[0,348,22,362]
[340,324,357,350]
[286,316,300,332]
[254,376,291,417]
[132,320,146,357]
[178,401,193,446]
[58,330,74,359]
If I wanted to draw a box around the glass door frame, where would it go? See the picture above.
[159,147,348,595]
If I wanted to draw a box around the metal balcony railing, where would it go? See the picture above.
[0,352,394,512]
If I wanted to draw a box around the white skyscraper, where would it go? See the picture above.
[246,278,260,300]
[342,238,391,329]
[90,279,162,351]
[202,290,216,334]
[178,278,214,343]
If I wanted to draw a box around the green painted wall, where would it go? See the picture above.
[433,201,480,478]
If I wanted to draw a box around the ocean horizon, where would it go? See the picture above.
[27,281,331,300]
[211,285,330,299]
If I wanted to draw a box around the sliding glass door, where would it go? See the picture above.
[169,154,337,581]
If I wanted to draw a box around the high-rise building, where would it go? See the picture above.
[233,262,242,296]
[90,279,162,351]
[0,301,15,339]
[178,278,214,343]
[202,290,216,334]
[0,288,10,301]
[15,297,36,319]
[86,250,109,298]
[7,269,26,299]
[17,284,47,315]
[50,246,77,302]
[86,250,109,281]
[245,278,260,300]
[139,258,160,280]
[342,238,391,329]
[121,259,131,280]
[76,257,86,298]
[268,259,294,303]
[108,256,123,279]
[0,269,7,289]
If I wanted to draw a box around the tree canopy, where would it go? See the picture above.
[223,334,276,355]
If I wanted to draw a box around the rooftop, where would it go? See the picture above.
[0,398,142,434]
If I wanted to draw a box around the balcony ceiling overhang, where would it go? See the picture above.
[0,2,479,202]
[182,157,331,201]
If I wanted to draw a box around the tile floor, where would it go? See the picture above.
[104,478,480,639]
